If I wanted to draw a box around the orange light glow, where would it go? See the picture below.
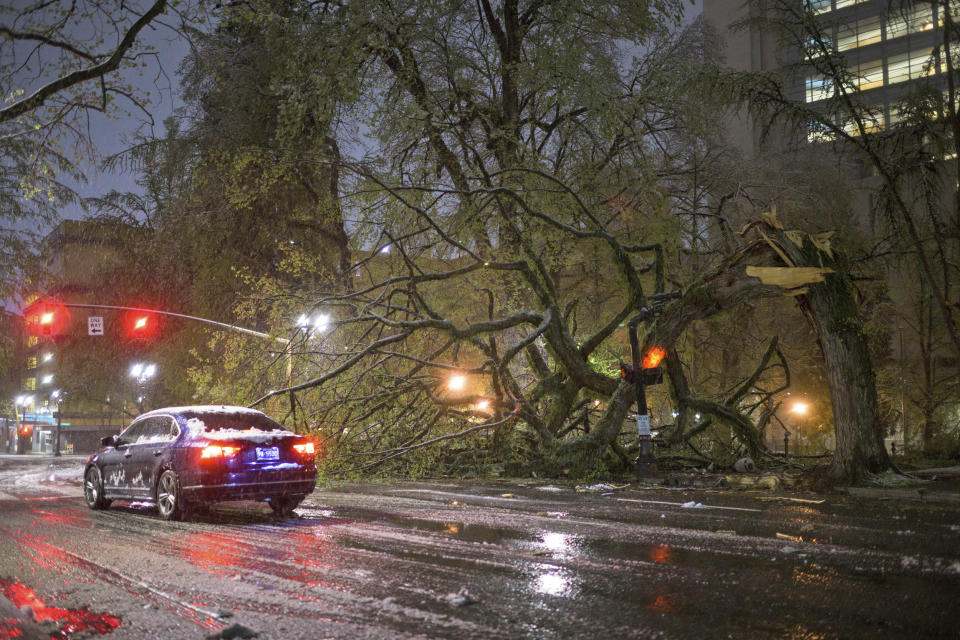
[642,346,667,369]
[649,545,674,564]
[293,442,315,456]
[448,374,467,391]
[134,316,148,330]
[200,444,240,459]
[40,312,55,325]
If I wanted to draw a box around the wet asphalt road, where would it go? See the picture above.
[0,456,958,639]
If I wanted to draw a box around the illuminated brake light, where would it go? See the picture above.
[201,444,240,459]
[293,442,315,456]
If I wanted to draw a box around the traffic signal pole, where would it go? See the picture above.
[624,291,680,477]
[60,303,293,384]
[627,310,656,475]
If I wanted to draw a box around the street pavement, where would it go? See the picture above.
[0,455,958,639]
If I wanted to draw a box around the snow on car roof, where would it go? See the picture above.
[140,405,267,417]
[138,406,293,441]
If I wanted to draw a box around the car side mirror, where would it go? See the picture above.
[100,435,120,448]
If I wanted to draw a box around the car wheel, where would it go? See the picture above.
[268,496,301,519]
[156,469,187,521]
[83,467,111,510]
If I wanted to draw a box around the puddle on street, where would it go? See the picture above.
[0,577,121,639]
[329,506,539,545]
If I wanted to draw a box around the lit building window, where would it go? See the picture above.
[886,6,935,40]
[807,120,835,143]
[837,15,882,51]
[841,112,885,136]
[887,48,937,85]
[806,75,834,102]
[808,0,832,15]
[24,377,36,391]
[26,356,37,369]
[27,336,38,347]
[856,59,884,91]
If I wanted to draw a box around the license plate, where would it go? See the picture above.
[256,447,279,461]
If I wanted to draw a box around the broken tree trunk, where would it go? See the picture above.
[772,232,892,482]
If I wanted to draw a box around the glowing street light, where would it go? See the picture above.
[448,374,467,392]
[130,362,157,412]
[791,401,808,416]
[475,399,490,412]
[297,313,331,333]
[130,362,157,384]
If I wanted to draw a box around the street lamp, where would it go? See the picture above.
[130,362,157,384]
[791,401,808,454]
[448,374,467,392]
[296,313,331,334]
[130,362,157,412]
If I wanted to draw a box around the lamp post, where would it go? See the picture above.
[51,389,63,457]
[791,401,808,455]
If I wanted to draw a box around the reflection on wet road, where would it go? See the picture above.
[0,460,958,639]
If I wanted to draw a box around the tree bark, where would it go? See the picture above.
[781,236,891,481]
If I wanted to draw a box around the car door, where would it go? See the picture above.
[102,420,147,497]
[126,415,179,497]
[120,417,176,499]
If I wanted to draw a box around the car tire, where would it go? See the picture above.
[268,496,301,519]
[156,469,188,521]
[83,467,111,510]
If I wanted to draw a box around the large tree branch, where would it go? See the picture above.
[0,0,168,124]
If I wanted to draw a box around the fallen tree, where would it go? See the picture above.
[249,190,891,483]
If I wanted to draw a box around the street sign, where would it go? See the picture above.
[88,316,104,336]
[636,414,651,437]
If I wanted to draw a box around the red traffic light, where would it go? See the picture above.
[642,346,666,369]
[25,300,69,337]
[123,310,159,339]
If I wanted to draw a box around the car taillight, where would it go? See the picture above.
[201,444,240,459]
[293,442,315,456]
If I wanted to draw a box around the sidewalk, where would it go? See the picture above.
[0,453,88,469]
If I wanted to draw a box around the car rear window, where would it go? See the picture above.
[184,412,290,438]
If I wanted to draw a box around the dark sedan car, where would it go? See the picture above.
[83,405,317,520]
